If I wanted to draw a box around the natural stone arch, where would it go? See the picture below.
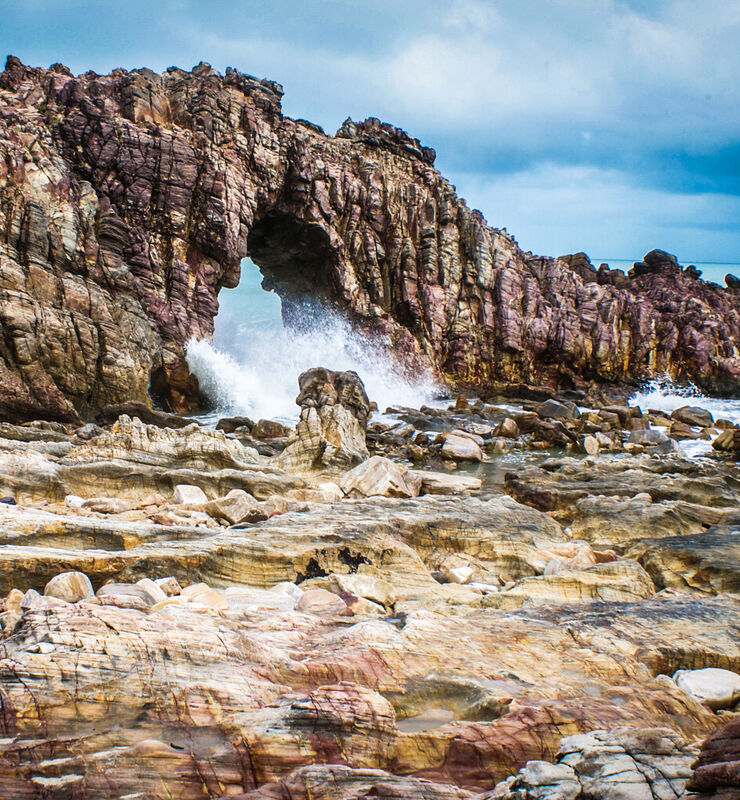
[0,56,738,421]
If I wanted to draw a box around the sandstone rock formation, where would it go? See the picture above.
[488,727,700,800]
[1,57,739,421]
[278,368,370,471]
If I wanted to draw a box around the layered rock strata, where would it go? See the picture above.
[278,367,370,471]
[1,56,739,420]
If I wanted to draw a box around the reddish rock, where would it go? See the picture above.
[0,56,739,421]
[688,718,740,794]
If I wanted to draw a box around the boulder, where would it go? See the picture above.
[215,416,254,434]
[414,471,482,495]
[172,484,208,505]
[440,433,483,461]
[329,573,393,607]
[180,582,228,610]
[582,435,599,455]
[251,419,289,439]
[155,577,182,597]
[493,417,519,438]
[316,481,344,503]
[278,368,370,471]
[673,668,740,709]
[204,489,259,524]
[295,588,347,616]
[536,399,579,420]
[44,571,94,603]
[97,582,159,608]
[81,496,132,514]
[671,405,714,427]
[340,456,422,498]
[626,428,669,444]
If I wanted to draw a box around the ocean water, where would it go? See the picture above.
[186,259,442,421]
[187,258,740,446]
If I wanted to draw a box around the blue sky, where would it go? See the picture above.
[3,0,740,262]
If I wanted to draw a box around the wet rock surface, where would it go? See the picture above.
[0,393,737,798]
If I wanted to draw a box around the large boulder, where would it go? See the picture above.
[340,456,422,498]
[44,571,94,603]
[278,368,370,471]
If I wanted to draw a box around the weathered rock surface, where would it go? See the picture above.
[0,589,734,797]
[0,414,301,503]
[488,727,699,800]
[1,57,739,420]
[687,717,740,797]
[278,368,370,471]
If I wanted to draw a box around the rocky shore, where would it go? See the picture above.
[1,56,740,423]
[0,366,738,798]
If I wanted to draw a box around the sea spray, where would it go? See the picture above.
[186,267,442,420]
[628,375,740,426]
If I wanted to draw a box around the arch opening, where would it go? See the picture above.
[185,213,441,421]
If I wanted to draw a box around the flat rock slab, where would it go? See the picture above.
[0,594,733,797]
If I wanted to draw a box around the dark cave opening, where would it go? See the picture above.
[246,211,338,328]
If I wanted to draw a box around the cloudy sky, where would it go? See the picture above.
[4,0,740,262]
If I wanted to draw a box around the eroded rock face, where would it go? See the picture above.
[489,727,699,800]
[278,368,370,471]
[1,57,739,420]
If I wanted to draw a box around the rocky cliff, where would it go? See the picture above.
[1,56,739,420]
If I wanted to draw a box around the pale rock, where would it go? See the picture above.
[316,481,344,503]
[449,428,485,446]
[582,435,599,455]
[269,581,304,602]
[224,586,297,613]
[296,588,348,616]
[204,489,259,524]
[441,433,483,462]
[494,418,520,439]
[172,484,208,505]
[340,456,422,498]
[136,578,168,604]
[463,421,494,437]
[262,495,293,516]
[44,571,94,603]
[97,582,158,608]
[4,588,24,613]
[330,573,394,607]
[444,565,474,585]
[627,428,669,445]
[21,588,68,610]
[673,667,740,709]
[81,496,132,514]
[414,470,482,495]
[154,576,182,596]
[181,582,228,611]
[64,494,85,509]
[342,594,385,616]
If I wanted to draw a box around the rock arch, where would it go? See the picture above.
[0,56,738,421]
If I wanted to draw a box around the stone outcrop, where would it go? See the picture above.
[687,717,740,797]
[278,368,370,471]
[488,727,699,800]
[1,57,739,421]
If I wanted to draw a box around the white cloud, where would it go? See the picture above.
[452,163,740,262]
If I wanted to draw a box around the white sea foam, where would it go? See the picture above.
[628,376,740,426]
[186,266,442,421]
